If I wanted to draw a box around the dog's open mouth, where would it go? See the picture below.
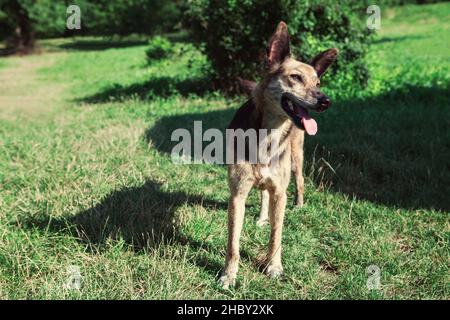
[281,94,318,135]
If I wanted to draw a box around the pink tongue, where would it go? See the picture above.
[301,117,318,135]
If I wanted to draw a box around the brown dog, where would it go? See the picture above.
[236,80,306,211]
[220,22,338,288]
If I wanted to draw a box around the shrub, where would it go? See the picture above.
[185,0,373,93]
[145,36,175,61]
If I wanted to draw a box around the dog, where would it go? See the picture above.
[236,78,306,210]
[220,21,338,288]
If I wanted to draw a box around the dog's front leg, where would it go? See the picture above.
[256,190,270,227]
[266,190,287,277]
[220,185,251,289]
[292,151,304,207]
[291,128,305,207]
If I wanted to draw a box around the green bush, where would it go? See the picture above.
[145,36,175,61]
[185,0,372,93]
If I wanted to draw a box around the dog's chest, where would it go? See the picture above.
[254,156,291,190]
[254,124,292,189]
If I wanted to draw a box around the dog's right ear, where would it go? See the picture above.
[310,48,339,77]
[265,21,291,69]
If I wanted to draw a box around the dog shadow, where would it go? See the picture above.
[22,180,229,276]
[145,85,450,212]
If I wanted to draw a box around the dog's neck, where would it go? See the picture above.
[251,87,293,162]
[261,103,290,131]
[254,85,292,132]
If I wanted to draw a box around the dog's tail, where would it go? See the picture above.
[237,77,257,97]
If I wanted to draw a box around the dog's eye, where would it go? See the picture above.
[317,82,320,87]
[290,74,303,83]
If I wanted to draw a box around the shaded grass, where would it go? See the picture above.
[39,36,149,53]
[81,76,212,103]
[0,3,449,299]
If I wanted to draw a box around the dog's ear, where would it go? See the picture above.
[265,21,290,69]
[237,77,257,97]
[310,48,339,77]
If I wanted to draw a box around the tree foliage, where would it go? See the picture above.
[0,0,183,53]
[185,0,373,92]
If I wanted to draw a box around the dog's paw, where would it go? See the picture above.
[294,195,304,207]
[256,218,269,227]
[219,274,236,289]
[266,264,284,278]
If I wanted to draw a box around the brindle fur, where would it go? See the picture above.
[220,22,337,288]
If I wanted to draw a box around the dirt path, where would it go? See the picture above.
[0,53,66,121]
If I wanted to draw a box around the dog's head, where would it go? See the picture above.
[258,22,338,135]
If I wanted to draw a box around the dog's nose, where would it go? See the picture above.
[314,91,331,108]
[320,97,331,107]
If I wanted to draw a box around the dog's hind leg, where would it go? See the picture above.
[256,190,270,227]
[265,189,287,277]
[220,177,253,289]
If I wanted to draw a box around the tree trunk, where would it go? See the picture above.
[4,0,36,54]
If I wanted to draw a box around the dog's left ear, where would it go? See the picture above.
[237,77,257,97]
[310,48,339,77]
[265,21,291,69]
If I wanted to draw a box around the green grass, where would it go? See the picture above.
[0,3,449,299]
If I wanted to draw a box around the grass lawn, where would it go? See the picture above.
[0,3,448,299]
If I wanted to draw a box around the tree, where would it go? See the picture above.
[0,0,36,54]
[0,0,68,54]
[0,0,184,54]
